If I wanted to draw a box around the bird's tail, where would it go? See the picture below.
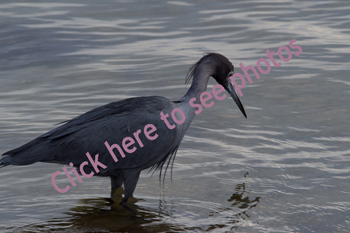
[0,155,12,168]
[0,136,54,167]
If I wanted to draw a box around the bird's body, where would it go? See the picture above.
[0,53,246,204]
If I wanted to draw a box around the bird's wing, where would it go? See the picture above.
[2,96,180,172]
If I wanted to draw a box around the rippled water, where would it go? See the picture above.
[0,0,349,232]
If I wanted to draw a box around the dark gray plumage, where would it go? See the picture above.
[0,53,247,204]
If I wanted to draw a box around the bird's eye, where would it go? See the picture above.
[227,71,234,77]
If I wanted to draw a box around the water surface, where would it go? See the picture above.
[0,0,349,232]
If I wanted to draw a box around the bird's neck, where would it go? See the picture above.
[174,68,212,136]
[182,69,211,102]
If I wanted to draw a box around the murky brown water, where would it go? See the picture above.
[0,0,350,232]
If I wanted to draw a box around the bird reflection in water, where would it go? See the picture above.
[208,172,260,231]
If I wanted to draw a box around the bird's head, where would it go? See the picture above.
[186,53,247,118]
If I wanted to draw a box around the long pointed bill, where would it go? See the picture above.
[225,79,247,118]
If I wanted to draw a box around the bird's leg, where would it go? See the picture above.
[120,170,141,205]
[120,197,128,205]
[106,175,123,205]
[111,175,123,196]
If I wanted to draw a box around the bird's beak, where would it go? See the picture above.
[225,79,247,118]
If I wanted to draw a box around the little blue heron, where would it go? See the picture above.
[0,53,247,204]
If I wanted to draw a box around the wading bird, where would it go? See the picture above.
[0,53,246,204]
